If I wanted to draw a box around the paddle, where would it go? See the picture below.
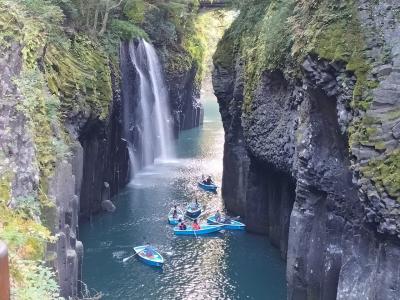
[193,228,198,239]
[123,245,152,263]
[122,250,142,263]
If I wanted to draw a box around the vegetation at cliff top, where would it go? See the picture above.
[215,0,369,112]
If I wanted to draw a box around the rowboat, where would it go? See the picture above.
[198,182,218,192]
[173,224,223,235]
[133,246,164,267]
[207,216,246,230]
[186,204,202,218]
[168,209,184,225]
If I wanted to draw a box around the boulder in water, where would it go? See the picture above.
[101,200,116,213]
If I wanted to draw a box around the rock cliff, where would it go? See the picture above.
[213,0,400,298]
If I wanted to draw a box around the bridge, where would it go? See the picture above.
[198,0,229,9]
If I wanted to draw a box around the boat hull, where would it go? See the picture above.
[134,246,164,267]
[198,182,218,192]
[207,216,246,230]
[173,224,223,235]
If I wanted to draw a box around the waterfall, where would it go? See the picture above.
[122,39,175,178]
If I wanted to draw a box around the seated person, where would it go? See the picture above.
[143,246,154,258]
[178,220,187,230]
[206,176,213,185]
[192,219,201,230]
[215,210,222,223]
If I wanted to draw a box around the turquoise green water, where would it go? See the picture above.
[79,98,287,299]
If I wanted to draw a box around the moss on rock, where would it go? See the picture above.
[44,36,112,121]
[362,150,400,199]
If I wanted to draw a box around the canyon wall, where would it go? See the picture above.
[213,0,400,298]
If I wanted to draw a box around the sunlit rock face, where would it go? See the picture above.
[213,0,400,299]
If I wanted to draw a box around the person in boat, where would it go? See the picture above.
[192,219,201,230]
[172,205,178,219]
[203,175,213,185]
[143,246,154,258]
[215,210,222,223]
[178,219,187,230]
[195,199,199,208]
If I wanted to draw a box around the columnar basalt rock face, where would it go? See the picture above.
[166,64,204,133]
[213,0,400,298]
[48,160,81,298]
[78,86,129,218]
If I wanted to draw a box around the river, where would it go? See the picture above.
[79,97,287,300]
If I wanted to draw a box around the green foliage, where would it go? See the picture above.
[14,0,64,23]
[110,19,148,40]
[190,10,235,82]
[214,0,375,113]
[0,196,58,298]
[215,0,295,112]
[13,196,41,219]
[11,260,62,300]
[141,0,206,83]
[123,0,146,24]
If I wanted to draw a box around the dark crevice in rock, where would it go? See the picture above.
[246,156,295,258]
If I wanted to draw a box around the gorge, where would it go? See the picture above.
[0,0,399,299]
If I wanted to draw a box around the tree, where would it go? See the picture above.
[76,0,124,37]
[99,0,124,35]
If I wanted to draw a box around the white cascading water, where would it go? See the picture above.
[128,39,175,175]
[142,41,175,160]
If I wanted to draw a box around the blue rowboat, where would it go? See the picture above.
[198,182,218,192]
[207,216,246,230]
[173,224,223,235]
[133,246,164,267]
[168,209,184,225]
[186,204,202,218]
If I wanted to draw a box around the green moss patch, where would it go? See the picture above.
[44,36,112,121]
[362,150,400,199]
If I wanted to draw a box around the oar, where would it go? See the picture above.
[193,228,198,239]
[123,246,150,263]
[123,250,142,263]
